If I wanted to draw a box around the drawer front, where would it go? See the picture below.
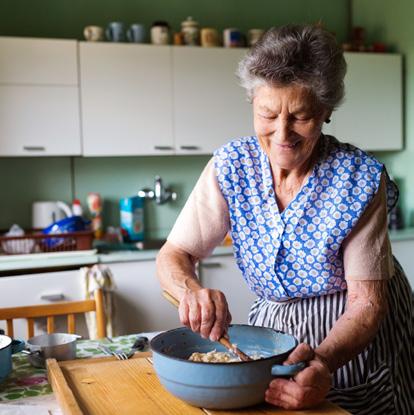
[0,270,85,339]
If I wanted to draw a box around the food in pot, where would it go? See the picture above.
[189,349,263,363]
[189,350,240,363]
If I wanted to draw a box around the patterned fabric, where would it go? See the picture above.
[248,258,414,415]
[214,135,391,301]
[0,334,150,402]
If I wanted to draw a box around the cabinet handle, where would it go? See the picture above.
[154,145,174,151]
[180,145,201,151]
[23,146,46,152]
[40,294,65,302]
[200,262,222,269]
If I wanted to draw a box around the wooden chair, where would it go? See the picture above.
[0,288,106,339]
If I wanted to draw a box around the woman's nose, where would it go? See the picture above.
[274,117,290,141]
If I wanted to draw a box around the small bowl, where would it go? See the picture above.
[26,333,80,368]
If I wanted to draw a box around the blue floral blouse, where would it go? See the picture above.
[214,135,397,301]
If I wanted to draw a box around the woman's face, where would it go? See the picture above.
[253,83,330,172]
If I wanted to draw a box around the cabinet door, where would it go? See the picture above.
[0,85,81,156]
[199,255,257,324]
[0,37,81,156]
[108,261,181,334]
[173,47,254,155]
[0,37,78,85]
[80,43,175,156]
[330,53,402,151]
[0,270,85,339]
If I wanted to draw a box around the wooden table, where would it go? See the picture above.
[48,352,350,415]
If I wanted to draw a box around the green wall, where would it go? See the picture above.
[0,0,350,238]
[0,0,348,41]
[354,0,414,226]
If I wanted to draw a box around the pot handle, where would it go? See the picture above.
[11,340,25,355]
[271,361,306,377]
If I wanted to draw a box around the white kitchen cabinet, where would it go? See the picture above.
[80,43,175,156]
[0,86,81,156]
[325,52,402,151]
[173,47,254,154]
[0,270,85,339]
[0,37,78,85]
[199,255,257,324]
[391,239,414,290]
[107,260,181,334]
[0,37,81,156]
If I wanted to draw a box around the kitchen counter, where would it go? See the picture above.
[0,245,233,274]
[1,228,413,275]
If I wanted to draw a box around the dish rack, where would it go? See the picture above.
[0,230,94,255]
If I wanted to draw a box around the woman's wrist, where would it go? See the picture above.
[314,349,335,373]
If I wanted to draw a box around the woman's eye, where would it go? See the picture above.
[260,114,276,120]
[293,116,311,123]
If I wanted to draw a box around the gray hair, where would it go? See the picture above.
[237,24,347,110]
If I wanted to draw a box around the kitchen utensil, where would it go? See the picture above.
[162,290,252,362]
[150,325,305,409]
[32,201,73,229]
[26,333,80,368]
[47,352,348,415]
[127,336,149,358]
[98,344,127,360]
[0,335,25,383]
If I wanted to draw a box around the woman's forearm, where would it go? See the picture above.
[315,280,388,372]
[156,241,203,300]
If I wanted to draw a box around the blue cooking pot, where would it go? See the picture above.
[150,324,305,409]
[0,335,25,383]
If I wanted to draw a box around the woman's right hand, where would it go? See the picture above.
[179,288,232,341]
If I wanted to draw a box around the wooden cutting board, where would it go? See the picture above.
[47,352,350,415]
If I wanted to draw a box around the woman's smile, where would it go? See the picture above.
[253,84,330,173]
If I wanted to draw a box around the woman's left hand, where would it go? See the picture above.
[265,343,332,410]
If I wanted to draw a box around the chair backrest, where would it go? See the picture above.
[0,288,106,339]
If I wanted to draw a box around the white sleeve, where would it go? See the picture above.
[167,158,230,259]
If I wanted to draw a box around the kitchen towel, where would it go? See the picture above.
[81,264,117,339]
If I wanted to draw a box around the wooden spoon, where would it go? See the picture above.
[162,290,253,362]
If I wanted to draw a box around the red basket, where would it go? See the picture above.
[0,230,94,255]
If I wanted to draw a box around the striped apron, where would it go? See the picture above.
[248,258,413,414]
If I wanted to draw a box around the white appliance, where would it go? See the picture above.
[32,201,72,229]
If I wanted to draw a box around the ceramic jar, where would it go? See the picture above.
[151,21,170,45]
[181,16,200,46]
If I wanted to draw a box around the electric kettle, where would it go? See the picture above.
[32,201,73,229]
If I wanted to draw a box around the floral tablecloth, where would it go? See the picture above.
[0,334,152,402]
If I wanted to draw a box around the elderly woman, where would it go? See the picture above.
[156,25,413,414]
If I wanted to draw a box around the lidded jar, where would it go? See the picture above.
[181,16,200,46]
